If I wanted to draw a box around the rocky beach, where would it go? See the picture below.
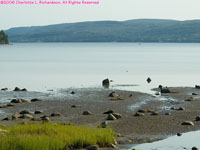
[1,85,200,149]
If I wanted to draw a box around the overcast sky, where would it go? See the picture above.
[0,0,200,30]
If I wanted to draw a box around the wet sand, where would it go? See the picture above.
[1,87,200,146]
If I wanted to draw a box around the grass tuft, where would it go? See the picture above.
[0,122,115,150]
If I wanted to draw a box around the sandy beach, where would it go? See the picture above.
[1,86,200,148]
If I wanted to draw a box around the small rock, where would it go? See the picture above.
[71,105,81,108]
[112,113,122,119]
[21,88,27,91]
[185,97,196,101]
[103,110,114,114]
[177,107,185,111]
[107,114,117,120]
[192,93,198,95]
[129,94,133,97]
[13,87,21,91]
[100,121,108,128]
[19,114,33,119]
[102,78,110,88]
[1,88,8,91]
[0,105,8,108]
[71,91,75,94]
[134,112,144,117]
[87,145,98,150]
[20,110,31,115]
[83,111,93,115]
[177,133,182,136]
[181,121,194,126]
[151,111,159,116]
[34,110,43,114]
[195,116,200,121]
[147,77,152,83]
[7,103,15,107]
[192,147,199,150]
[165,112,171,115]
[41,116,51,122]
[51,112,61,117]
[31,98,43,102]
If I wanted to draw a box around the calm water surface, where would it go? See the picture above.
[1,43,200,150]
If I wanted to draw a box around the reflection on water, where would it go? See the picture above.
[129,130,200,150]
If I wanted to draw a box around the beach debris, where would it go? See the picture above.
[146,77,152,83]
[71,91,75,94]
[112,113,122,119]
[1,88,8,91]
[31,98,43,102]
[103,110,114,114]
[192,147,199,150]
[83,111,93,115]
[34,110,43,114]
[159,85,171,93]
[195,85,200,89]
[102,78,110,88]
[11,98,29,103]
[86,145,99,150]
[51,112,61,117]
[134,112,145,117]
[195,116,200,121]
[185,97,196,101]
[177,133,182,136]
[100,121,108,128]
[181,121,194,126]
[20,110,31,115]
[107,114,117,120]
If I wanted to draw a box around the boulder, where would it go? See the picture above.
[146,77,152,83]
[31,98,43,102]
[107,114,117,120]
[83,111,93,115]
[51,112,61,117]
[181,121,194,126]
[112,113,122,119]
[102,78,110,88]
[103,110,114,114]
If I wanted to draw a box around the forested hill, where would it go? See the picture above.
[0,30,9,44]
[5,19,200,43]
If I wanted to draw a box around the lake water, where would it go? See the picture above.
[1,43,200,150]
[1,43,200,93]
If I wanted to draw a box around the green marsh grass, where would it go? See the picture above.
[0,122,115,150]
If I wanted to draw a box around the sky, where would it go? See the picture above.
[0,0,200,29]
